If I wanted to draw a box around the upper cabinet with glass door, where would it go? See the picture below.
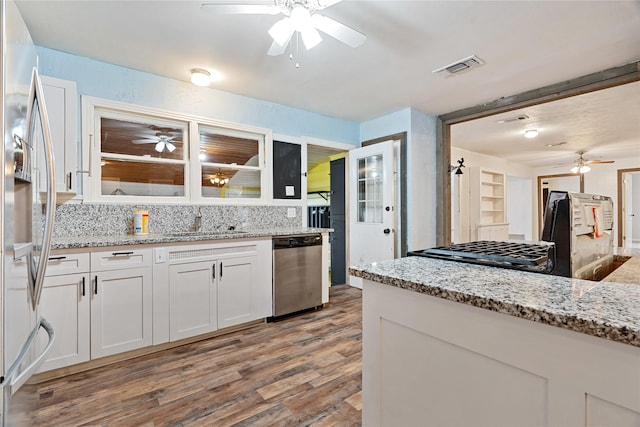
[198,125,264,200]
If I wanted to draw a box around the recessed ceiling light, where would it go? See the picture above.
[523,129,539,138]
[191,68,211,87]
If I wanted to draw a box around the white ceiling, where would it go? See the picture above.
[15,0,640,167]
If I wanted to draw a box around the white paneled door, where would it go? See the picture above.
[348,141,395,289]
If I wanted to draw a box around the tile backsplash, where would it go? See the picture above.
[53,204,303,237]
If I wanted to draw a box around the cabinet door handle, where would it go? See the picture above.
[112,251,134,256]
[68,172,72,191]
[212,263,216,279]
[94,275,98,295]
[220,262,223,279]
[81,277,85,297]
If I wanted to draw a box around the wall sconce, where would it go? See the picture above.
[449,157,465,175]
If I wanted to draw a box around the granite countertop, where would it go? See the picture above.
[349,253,640,348]
[52,228,331,250]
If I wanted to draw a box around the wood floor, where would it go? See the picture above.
[26,285,362,427]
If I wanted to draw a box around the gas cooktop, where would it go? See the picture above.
[408,241,556,274]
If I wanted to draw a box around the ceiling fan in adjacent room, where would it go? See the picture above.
[132,127,181,153]
[569,151,615,174]
[201,0,366,56]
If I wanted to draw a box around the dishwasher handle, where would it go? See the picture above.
[273,234,322,249]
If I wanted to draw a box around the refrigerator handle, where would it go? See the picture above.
[0,317,55,395]
[29,68,57,309]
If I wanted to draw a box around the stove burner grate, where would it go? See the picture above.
[408,241,555,273]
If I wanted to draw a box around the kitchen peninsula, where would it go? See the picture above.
[350,252,640,427]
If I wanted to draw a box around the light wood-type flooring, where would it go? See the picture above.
[26,285,362,426]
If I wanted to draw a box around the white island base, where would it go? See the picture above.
[363,280,640,427]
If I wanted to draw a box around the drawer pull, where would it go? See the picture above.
[48,256,67,261]
[111,251,134,256]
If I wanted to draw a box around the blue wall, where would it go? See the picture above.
[37,47,360,144]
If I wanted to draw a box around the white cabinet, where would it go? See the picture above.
[217,254,258,329]
[156,239,272,343]
[469,167,508,241]
[38,252,90,372]
[90,249,152,359]
[168,260,217,341]
[41,75,77,194]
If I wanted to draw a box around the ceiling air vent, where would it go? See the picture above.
[495,114,530,124]
[432,55,485,77]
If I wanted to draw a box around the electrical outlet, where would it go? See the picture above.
[154,247,167,264]
[287,208,297,218]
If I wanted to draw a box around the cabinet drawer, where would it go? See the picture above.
[90,248,151,271]
[46,252,90,276]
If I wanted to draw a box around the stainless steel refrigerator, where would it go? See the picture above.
[1,0,57,424]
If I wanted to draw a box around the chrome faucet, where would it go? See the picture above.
[194,208,202,232]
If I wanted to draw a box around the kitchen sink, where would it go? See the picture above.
[164,230,248,237]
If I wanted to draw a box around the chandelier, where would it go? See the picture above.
[210,172,229,187]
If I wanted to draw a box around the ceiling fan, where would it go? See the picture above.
[132,127,180,153]
[569,151,614,173]
[201,0,367,56]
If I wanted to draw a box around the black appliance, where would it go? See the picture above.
[540,191,614,280]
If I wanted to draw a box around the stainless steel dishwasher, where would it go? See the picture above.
[272,234,323,317]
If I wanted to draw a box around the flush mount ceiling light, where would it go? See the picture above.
[191,68,211,87]
[523,129,539,139]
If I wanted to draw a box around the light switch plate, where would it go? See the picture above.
[287,207,297,218]
[285,186,295,196]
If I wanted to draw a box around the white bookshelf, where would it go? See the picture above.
[470,167,508,241]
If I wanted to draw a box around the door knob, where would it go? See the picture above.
[383,228,391,234]
[385,206,391,211]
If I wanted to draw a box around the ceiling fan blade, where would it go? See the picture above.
[317,0,343,8]
[201,2,281,15]
[312,14,366,48]
[132,139,156,144]
[587,160,615,164]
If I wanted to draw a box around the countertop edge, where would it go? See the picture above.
[349,256,640,348]
[52,228,332,250]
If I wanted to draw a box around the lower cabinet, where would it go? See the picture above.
[90,265,152,359]
[217,254,258,329]
[38,249,152,372]
[38,272,90,372]
[37,239,273,373]
[169,260,217,341]
[161,239,271,342]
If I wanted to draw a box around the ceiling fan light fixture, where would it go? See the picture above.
[571,165,591,174]
[290,4,312,32]
[524,129,539,139]
[155,141,165,152]
[190,68,211,87]
[268,17,293,46]
[301,26,322,49]
[166,141,176,152]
